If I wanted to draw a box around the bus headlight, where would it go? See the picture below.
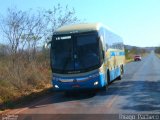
[55,85,59,88]
[94,81,98,86]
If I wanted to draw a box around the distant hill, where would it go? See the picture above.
[124,45,155,52]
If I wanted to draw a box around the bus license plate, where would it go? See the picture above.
[72,85,80,88]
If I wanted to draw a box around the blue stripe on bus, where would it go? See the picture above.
[110,51,125,57]
[110,52,115,56]
[119,52,125,56]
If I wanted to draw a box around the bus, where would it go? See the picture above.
[50,23,125,91]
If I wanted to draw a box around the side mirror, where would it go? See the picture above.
[102,50,105,59]
[44,41,51,49]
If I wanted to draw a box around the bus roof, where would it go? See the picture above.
[54,23,106,35]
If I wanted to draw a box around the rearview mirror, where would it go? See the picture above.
[44,41,51,49]
[102,50,105,60]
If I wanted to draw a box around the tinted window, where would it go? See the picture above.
[51,36,74,72]
[75,34,100,70]
[51,32,101,74]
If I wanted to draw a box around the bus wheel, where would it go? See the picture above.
[100,85,106,91]
[121,65,124,75]
[117,66,123,80]
[107,70,110,85]
[65,91,73,97]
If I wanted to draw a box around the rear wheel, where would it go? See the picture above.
[65,91,73,97]
[121,65,124,74]
[117,65,124,80]
[107,70,110,84]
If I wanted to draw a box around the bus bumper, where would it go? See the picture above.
[52,73,107,91]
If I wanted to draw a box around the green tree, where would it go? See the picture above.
[155,46,160,53]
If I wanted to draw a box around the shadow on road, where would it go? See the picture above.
[1,89,96,111]
[28,78,160,112]
[2,79,160,113]
[29,91,96,109]
[97,80,160,112]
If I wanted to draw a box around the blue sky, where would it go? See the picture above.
[1,0,160,47]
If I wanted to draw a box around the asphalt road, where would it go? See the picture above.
[4,52,160,120]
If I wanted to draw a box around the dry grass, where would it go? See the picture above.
[125,59,133,63]
[156,54,160,58]
[141,52,149,57]
[0,54,52,110]
[125,51,149,63]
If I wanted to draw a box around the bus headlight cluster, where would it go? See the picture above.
[55,85,59,88]
[94,81,98,85]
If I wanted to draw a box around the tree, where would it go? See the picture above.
[0,44,8,57]
[0,4,80,91]
[0,8,28,64]
[0,4,80,63]
[155,46,160,54]
[43,4,80,42]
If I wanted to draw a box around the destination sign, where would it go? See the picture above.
[56,36,71,40]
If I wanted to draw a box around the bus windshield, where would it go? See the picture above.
[51,33,100,74]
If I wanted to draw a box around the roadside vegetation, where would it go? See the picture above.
[125,46,148,63]
[155,46,160,58]
[0,4,80,110]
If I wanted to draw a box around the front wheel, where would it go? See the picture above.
[100,85,107,91]
[107,70,110,84]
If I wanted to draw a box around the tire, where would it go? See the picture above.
[121,65,124,74]
[107,70,110,85]
[117,65,123,80]
[65,91,73,97]
[100,85,107,91]
[117,74,122,80]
